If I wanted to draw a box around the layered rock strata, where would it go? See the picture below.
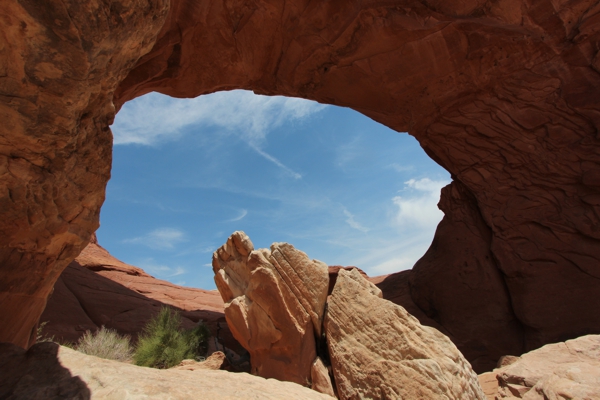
[326,268,485,399]
[212,231,330,389]
[40,237,239,353]
[1,0,600,368]
[0,342,333,399]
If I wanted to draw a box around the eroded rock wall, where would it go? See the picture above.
[0,0,169,347]
[1,0,599,362]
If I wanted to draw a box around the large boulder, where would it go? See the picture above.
[212,231,329,388]
[325,268,486,400]
[0,342,333,399]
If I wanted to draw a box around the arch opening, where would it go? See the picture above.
[100,90,450,289]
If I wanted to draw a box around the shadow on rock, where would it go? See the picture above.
[0,342,90,399]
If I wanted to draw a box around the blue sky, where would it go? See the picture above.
[98,90,450,289]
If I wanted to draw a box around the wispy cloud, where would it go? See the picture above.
[112,90,325,178]
[136,258,187,278]
[388,163,415,173]
[247,142,302,179]
[124,228,186,250]
[342,208,370,233]
[226,209,248,222]
[393,178,450,229]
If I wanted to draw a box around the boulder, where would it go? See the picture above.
[212,231,329,387]
[489,335,600,399]
[325,268,486,400]
[171,351,228,371]
[0,342,334,399]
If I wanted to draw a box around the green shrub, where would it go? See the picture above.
[133,307,210,369]
[75,326,133,362]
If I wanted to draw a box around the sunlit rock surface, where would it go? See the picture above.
[212,231,329,388]
[0,342,333,399]
[325,268,486,400]
[478,335,600,400]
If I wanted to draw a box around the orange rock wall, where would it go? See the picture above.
[1,0,599,369]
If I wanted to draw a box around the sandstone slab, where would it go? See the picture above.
[0,342,334,399]
[325,268,486,400]
[493,335,600,399]
[212,231,329,386]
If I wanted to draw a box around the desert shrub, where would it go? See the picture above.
[36,321,55,343]
[134,307,210,369]
[75,326,133,362]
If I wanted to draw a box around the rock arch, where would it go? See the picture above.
[1,0,599,370]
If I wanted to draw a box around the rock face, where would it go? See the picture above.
[404,181,524,373]
[479,335,600,400]
[212,231,329,387]
[214,232,485,398]
[40,237,240,354]
[0,342,333,399]
[325,268,486,399]
[0,0,170,348]
[1,0,600,368]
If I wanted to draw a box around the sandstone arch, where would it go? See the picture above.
[1,0,599,371]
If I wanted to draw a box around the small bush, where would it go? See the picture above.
[75,326,133,362]
[134,307,210,369]
[36,321,55,343]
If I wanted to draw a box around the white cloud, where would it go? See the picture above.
[124,227,186,250]
[342,208,370,233]
[388,163,415,173]
[136,258,187,278]
[112,90,326,178]
[226,209,248,222]
[392,178,450,229]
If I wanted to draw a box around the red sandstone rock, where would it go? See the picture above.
[40,239,240,354]
[1,0,600,369]
[212,231,329,387]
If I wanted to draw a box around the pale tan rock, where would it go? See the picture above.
[324,268,486,400]
[172,351,228,371]
[493,335,600,399]
[478,372,500,400]
[212,231,329,386]
[0,342,334,399]
[311,356,336,397]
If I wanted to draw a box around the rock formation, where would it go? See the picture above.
[0,342,333,399]
[1,0,599,370]
[212,231,330,390]
[326,268,485,399]
[478,334,600,400]
[40,236,240,354]
[214,232,485,399]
